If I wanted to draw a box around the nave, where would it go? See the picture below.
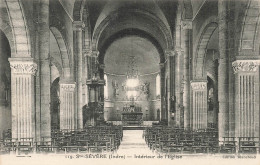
[0,1,260,164]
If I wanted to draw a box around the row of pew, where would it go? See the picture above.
[221,137,260,154]
[0,126,123,155]
[143,126,260,154]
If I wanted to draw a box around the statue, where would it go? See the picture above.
[208,88,214,111]
[143,82,149,95]
[112,80,119,99]
[141,82,149,100]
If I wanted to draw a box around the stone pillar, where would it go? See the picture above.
[90,50,99,78]
[191,81,208,130]
[175,49,183,127]
[73,21,85,129]
[232,60,260,137]
[159,63,166,121]
[60,83,76,130]
[213,54,219,128]
[9,58,37,139]
[83,50,91,106]
[218,0,229,141]
[165,50,175,126]
[99,64,105,103]
[39,0,51,138]
[182,20,192,129]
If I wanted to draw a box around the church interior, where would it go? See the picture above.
[0,0,260,155]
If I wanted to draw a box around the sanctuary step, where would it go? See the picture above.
[123,126,145,130]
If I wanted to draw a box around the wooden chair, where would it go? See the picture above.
[16,138,34,154]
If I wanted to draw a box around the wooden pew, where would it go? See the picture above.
[16,138,34,154]
[219,137,237,153]
[239,137,259,154]
[143,126,220,154]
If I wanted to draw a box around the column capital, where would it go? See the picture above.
[232,60,260,73]
[165,49,183,57]
[91,50,99,58]
[8,58,37,75]
[181,19,192,30]
[73,21,85,31]
[174,48,183,56]
[165,49,175,57]
[84,49,92,57]
[60,83,76,92]
[190,80,207,90]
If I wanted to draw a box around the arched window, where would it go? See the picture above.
[104,74,108,99]
[156,74,160,97]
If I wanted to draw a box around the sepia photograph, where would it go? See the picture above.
[0,0,260,165]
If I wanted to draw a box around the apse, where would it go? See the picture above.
[103,36,161,123]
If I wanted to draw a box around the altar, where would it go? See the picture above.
[120,56,145,126]
[122,105,143,126]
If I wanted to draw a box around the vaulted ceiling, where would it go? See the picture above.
[55,0,179,76]
[104,36,160,75]
[58,0,178,38]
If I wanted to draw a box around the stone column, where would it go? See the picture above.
[99,64,105,102]
[83,50,91,106]
[73,21,85,129]
[90,50,99,78]
[232,60,260,138]
[213,53,219,128]
[39,0,51,138]
[191,81,208,130]
[60,83,76,130]
[9,58,37,139]
[165,50,175,126]
[182,20,192,129]
[218,0,229,141]
[159,63,166,121]
[175,49,183,127]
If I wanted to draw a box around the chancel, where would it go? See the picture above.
[0,0,260,157]
[120,55,144,126]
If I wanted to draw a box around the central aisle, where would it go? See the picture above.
[116,130,156,155]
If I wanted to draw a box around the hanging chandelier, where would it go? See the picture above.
[124,55,140,99]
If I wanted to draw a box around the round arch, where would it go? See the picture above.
[193,17,218,79]
[92,8,173,52]
[207,72,217,84]
[4,0,31,57]
[0,22,15,56]
[50,27,71,76]
[239,0,260,53]
[50,57,62,78]
[99,28,165,64]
